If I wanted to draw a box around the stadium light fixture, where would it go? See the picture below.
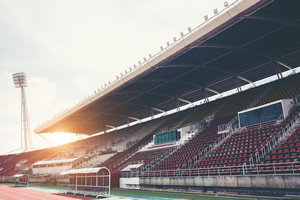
[180,32,184,37]
[13,72,27,88]
[224,1,229,7]
[160,46,164,51]
[204,15,209,21]
[12,72,33,152]
[149,54,152,58]
[173,37,177,42]
[187,27,192,32]
[213,9,218,14]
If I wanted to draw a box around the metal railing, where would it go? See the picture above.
[121,161,300,178]
[122,110,300,179]
[248,111,300,169]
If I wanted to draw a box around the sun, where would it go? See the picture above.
[46,132,84,146]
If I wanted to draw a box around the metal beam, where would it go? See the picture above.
[177,97,192,104]
[152,107,165,113]
[161,64,233,76]
[277,61,295,72]
[95,102,149,108]
[194,43,274,60]
[205,87,220,95]
[194,43,295,77]
[105,125,116,129]
[237,75,255,86]
[245,14,300,29]
[113,91,175,100]
[128,116,140,121]
[135,78,200,88]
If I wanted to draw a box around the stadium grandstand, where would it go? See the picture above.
[1,0,300,198]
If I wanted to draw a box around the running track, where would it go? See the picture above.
[0,185,91,200]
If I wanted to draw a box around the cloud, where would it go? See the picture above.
[0,0,234,153]
[0,71,61,153]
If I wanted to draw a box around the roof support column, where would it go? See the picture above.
[234,76,242,92]
[150,108,154,119]
[176,99,180,111]
[127,117,130,127]
[103,124,106,133]
[274,62,283,80]
[203,88,209,103]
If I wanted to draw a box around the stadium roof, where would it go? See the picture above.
[35,0,300,135]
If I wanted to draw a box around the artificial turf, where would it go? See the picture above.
[111,188,264,200]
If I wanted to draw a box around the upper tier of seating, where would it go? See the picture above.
[181,97,225,125]
[214,85,266,118]
[257,73,300,106]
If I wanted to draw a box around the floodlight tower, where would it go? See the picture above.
[12,72,33,152]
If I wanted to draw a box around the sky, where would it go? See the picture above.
[0,0,239,154]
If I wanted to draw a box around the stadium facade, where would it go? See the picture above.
[1,0,300,197]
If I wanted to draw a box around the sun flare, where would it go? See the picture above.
[45,132,84,146]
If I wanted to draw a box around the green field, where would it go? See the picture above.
[111,188,263,200]
[0,184,275,200]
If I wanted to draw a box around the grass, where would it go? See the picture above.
[111,188,262,200]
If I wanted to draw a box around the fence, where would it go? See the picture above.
[121,161,300,178]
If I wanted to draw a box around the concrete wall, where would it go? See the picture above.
[120,177,140,189]
[141,175,300,190]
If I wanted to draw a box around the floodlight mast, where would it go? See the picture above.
[12,72,33,152]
